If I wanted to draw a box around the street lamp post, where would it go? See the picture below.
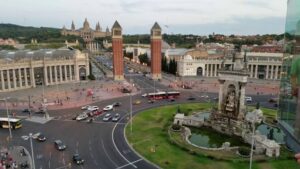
[29,133,36,169]
[130,89,133,133]
[5,99,12,139]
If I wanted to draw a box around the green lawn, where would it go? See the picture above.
[125,103,298,169]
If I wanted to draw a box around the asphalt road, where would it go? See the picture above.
[0,73,278,169]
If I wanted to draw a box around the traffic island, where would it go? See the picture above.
[125,103,299,169]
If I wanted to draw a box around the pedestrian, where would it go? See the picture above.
[295,153,300,164]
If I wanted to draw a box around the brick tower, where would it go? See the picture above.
[150,22,162,80]
[111,21,124,80]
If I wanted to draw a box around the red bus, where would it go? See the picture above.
[142,91,180,100]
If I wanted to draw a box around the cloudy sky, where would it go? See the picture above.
[0,0,287,35]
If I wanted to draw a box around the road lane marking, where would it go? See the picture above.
[112,117,137,168]
[101,139,118,168]
[116,159,143,169]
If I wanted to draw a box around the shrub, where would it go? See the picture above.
[171,124,181,131]
[238,147,251,156]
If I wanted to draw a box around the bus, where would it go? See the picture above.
[142,91,180,100]
[0,117,22,129]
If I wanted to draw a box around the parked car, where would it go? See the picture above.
[269,97,279,103]
[148,100,155,104]
[87,106,99,111]
[103,105,113,111]
[187,97,196,101]
[35,109,46,114]
[245,96,252,102]
[73,154,84,165]
[76,114,88,121]
[201,95,209,98]
[133,100,141,105]
[81,105,91,110]
[112,113,121,122]
[54,140,66,151]
[22,109,31,114]
[37,134,46,142]
[168,98,175,102]
[103,113,112,121]
[112,102,122,107]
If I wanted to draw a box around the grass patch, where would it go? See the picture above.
[126,103,298,169]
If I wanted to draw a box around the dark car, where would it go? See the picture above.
[37,134,46,142]
[54,140,66,151]
[168,98,175,102]
[73,154,84,165]
[35,109,46,114]
[112,113,121,122]
[22,109,31,114]
[112,102,122,107]
[187,97,196,101]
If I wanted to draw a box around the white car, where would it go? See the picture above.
[103,105,113,111]
[103,113,112,121]
[88,106,99,111]
[76,114,88,121]
[81,105,91,110]
[245,96,252,102]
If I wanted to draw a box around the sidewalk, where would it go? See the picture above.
[0,80,140,111]
[0,146,32,169]
[161,76,280,96]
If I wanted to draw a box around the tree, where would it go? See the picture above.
[138,53,150,65]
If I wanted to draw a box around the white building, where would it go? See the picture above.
[0,48,90,92]
[177,52,283,80]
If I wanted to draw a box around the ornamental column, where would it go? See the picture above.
[64,65,67,82]
[112,20,124,80]
[266,65,269,79]
[18,68,22,88]
[150,22,162,80]
[239,82,246,119]
[218,79,225,111]
[44,66,48,86]
[7,70,11,90]
[12,69,17,89]
[270,65,274,80]
[69,65,73,81]
[49,66,53,84]
[24,68,28,87]
[275,65,279,80]
[250,64,253,78]
[255,65,258,78]
[54,66,58,84]
[1,70,5,91]
[59,65,63,82]
[30,67,36,88]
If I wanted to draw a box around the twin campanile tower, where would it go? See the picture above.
[111,21,162,80]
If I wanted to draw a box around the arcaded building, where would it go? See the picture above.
[0,48,90,92]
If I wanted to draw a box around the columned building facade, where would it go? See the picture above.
[111,21,124,80]
[0,49,89,92]
[150,22,162,80]
[177,52,283,80]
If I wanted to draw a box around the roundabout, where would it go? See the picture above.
[125,103,298,169]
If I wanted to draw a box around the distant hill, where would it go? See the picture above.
[0,23,81,43]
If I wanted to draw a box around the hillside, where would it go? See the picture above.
[0,23,81,43]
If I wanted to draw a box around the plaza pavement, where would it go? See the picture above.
[161,75,280,96]
[0,146,32,169]
[0,79,139,111]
